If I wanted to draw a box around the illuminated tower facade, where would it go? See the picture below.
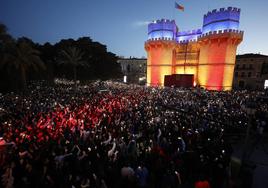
[145,19,177,86]
[145,7,243,90]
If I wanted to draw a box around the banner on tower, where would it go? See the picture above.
[175,2,184,11]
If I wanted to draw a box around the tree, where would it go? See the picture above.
[51,37,122,81]
[57,46,87,88]
[0,41,46,90]
[36,42,57,82]
[0,23,13,45]
[0,22,122,92]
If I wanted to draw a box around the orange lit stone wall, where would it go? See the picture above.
[145,32,243,90]
[145,40,176,86]
[198,32,243,90]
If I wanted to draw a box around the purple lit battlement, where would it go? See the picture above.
[176,29,202,42]
[148,19,177,40]
[146,7,242,43]
[204,7,240,18]
[197,29,244,39]
[203,7,240,34]
[146,37,176,42]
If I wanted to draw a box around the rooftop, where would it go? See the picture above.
[118,57,147,61]
[237,53,268,58]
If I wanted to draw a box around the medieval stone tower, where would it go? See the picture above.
[145,7,243,90]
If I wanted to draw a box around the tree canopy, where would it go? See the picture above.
[0,23,122,92]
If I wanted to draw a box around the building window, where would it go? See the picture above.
[235,72,238,77]
[242,64,246,69]
[248,72,252,77]
[249,64,253,69]
[241,72,245,77]
[236,64,240,69]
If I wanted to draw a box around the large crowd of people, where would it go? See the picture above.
[0,81,267,188]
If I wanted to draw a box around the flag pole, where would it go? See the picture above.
[172,3,175,20]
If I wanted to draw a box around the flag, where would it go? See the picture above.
[175,2,184,11]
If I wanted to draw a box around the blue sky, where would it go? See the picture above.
[0,0,267,57]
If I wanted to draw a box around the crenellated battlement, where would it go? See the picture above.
[177,39,198,44]
[148,19,177,40]
[177,29,202,36]
[148,19,176,32]
[176,29,202,43]
[146,37,176,42]
[202,7,241,34]
[204,7,240,18]
[198,29,244,40]
[146,37,199,44]
[148,19,177,33]
[145,38,176,50]
[153,19,176,24]
[146,29,244,43]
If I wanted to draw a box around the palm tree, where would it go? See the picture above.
[0,24,14,59]
[0,41,46,90]
[58,46,87,88]
[0,23,14,46]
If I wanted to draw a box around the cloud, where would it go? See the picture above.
[131,21,150,28]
